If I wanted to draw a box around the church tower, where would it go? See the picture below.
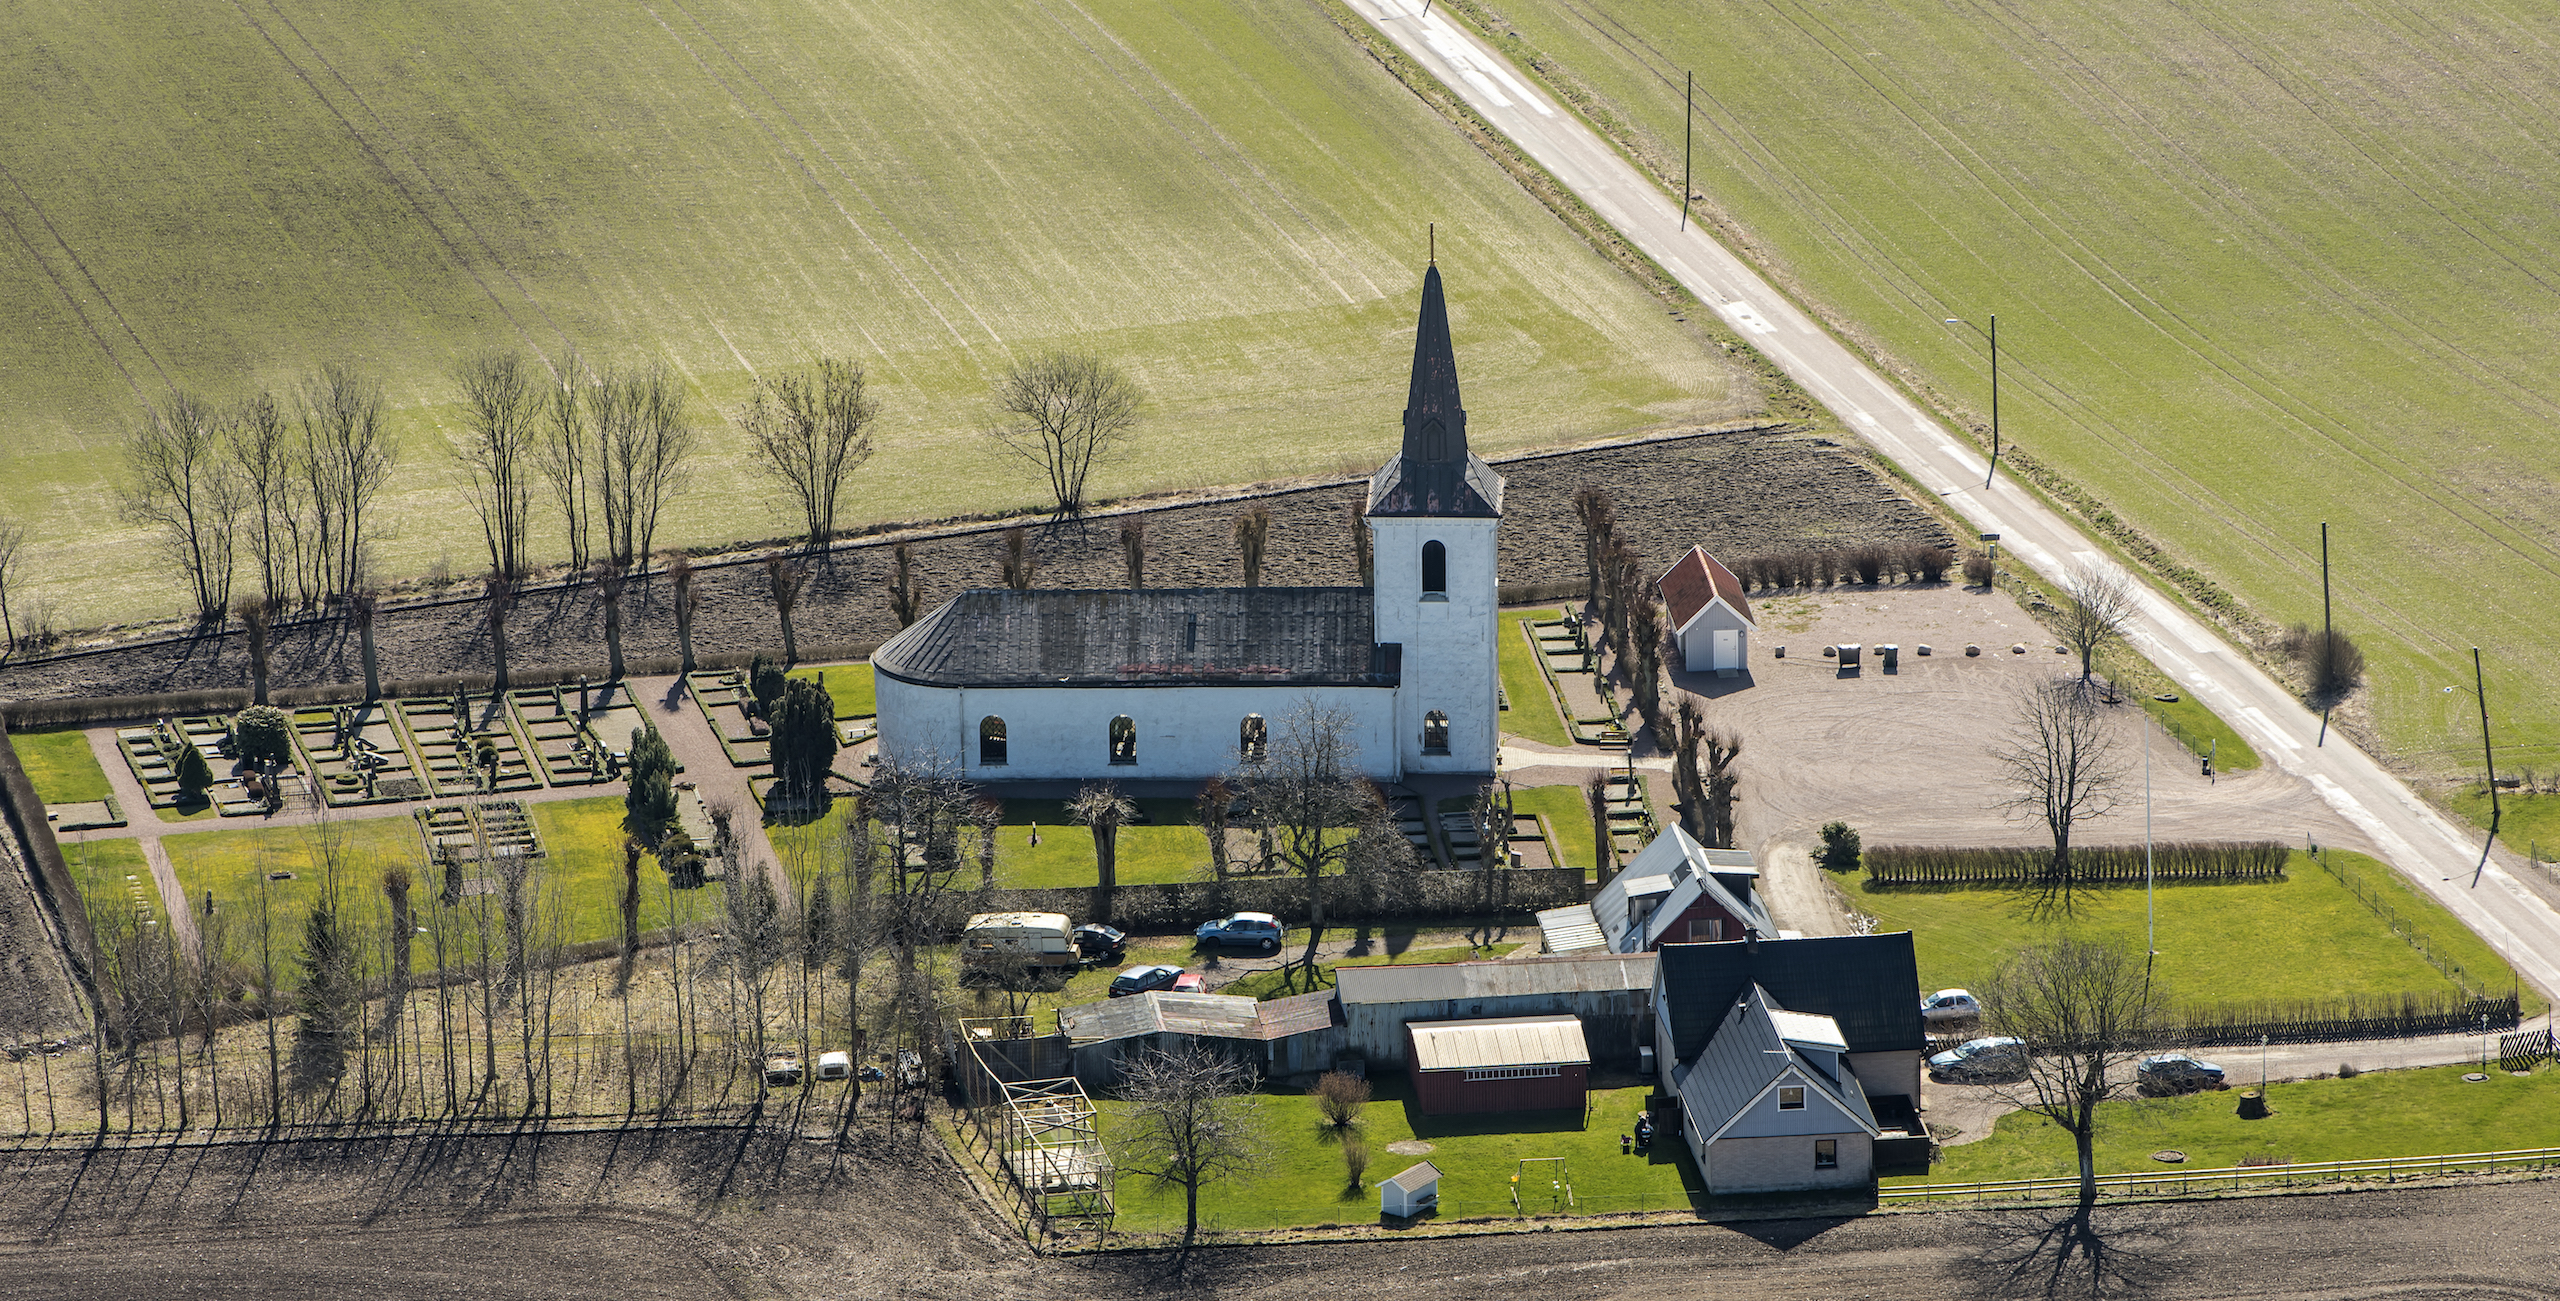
[1367,264,1504,776]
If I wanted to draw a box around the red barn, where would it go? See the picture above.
[1404,1014,1591,1116]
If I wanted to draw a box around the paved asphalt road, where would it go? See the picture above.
[1343,0,2560,1003]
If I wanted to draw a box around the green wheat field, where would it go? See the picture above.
[1459,0,2560,774]
[0,0,1743,630]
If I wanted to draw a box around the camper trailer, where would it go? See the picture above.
[961,912,1080,972]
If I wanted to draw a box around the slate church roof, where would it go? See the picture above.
[871,587,1398,689]
[1367,264,1504,519]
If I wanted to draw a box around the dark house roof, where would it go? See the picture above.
[872,588,1396,689]
[1657,933,1925,1060]
[1660,545,1755,630]
[1677,985,1877,1138]
[1368,265,1503,519]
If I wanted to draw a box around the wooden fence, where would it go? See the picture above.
[1864,841,2287,887]
[2174,993,2519,1046]
[1881,1145,2560,1204]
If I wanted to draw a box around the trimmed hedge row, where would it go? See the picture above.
[1865,841,2287,888]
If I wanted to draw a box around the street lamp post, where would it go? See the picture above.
[2443,648,2501,886]
[1944,314,2001,487]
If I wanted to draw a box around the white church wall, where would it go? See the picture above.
[1369,515,1500,774]
[873,678,1404,782]
[1675,604,1753,673]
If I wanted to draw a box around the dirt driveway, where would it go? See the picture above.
[1672,584,2366,935]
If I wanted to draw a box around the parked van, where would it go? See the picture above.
[961,912,1079,971]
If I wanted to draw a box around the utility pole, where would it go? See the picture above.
[2474,646,2499,887]
[2145,718,2155,961]
[1680,71,1693,232]
[1985,314,2001,489]
[2318,522,2333,747]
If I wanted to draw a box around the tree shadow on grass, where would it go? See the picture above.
[1947,1201,2180,1301]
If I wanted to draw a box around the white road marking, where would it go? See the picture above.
[2240,706,2301,753]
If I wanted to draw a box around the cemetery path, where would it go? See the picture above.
[632,674,799,915]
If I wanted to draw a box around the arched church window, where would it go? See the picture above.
[1422,540,1447,595]
[979,716,1007,767]
[1422,710,1450,755]
[1109,715,1138,766]
[1240,714,1268,761]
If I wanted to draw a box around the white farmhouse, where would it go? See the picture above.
[872,265,1504,782]
[1659,545,1757,676]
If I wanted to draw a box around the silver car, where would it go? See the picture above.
[1928,1036,2027,1082]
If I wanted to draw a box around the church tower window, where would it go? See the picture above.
[1422,710,1450,754]
[1421,540,1447,595]
[1109,715,1138,766]
[979,716,1007,767]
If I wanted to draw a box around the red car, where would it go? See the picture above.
[1171,972,1208,994]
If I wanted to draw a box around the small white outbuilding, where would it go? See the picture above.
[1380,1161,1443,1218]
[1659,545,1757,676]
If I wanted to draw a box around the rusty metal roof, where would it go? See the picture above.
[1058,989,1339,1045]
[1407,1014,1591,1072]
[1257,989,1342,1038]
[1334,952,1656,1004]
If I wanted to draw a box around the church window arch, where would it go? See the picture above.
[1240,714,1268,761]
[979,716,1007,767]
[1109,715,1138,766]
[1422,540,1447,595]
[1422,710,1450,755]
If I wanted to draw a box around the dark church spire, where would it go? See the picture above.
[1400,263,1465,465]
[1368,263,1503,519]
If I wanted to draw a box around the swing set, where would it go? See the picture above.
[1509,1157,1575,1212]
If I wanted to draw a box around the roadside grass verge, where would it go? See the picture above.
[1101,1077,1699,1233]
[1856,851,2532,1011]
[13,729,113,804]
[786,663,875,720]
[1498,609,1572,748]
[1219,942,1520,1001]
[2446,787,2560,861]
[1897,1063,2560,1187]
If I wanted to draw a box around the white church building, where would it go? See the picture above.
[871,265,1504,783]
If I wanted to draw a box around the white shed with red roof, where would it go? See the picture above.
[1659,546,1757,675]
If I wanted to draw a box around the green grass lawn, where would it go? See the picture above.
[1220,942,1519,1001]
[528,796,661,947]
[1856,851,2532,1012]
[1456,0,2560,773]
[162,816,433,976]
[762,792,1216,889]
[1498,609,1571,748]
[1902,1064,2560,1187]
[1,0,1739,630]
[2447,788,2560,862]
[12,729,113,804]
[787,663,875,720]
[2138,692,2261,773]
[1103,1078,1698,1233]
[1509,784,1597,877]
[59,838,151,918]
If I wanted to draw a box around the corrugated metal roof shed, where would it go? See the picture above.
[1408,1014,1590,1072]
[1058,992,1264,1045]
[1335,953,1656,1004]
[1257,989,1341,1039]
[1536,904,1606,954]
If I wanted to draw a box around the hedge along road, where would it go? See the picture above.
[1340,0,2560,1003]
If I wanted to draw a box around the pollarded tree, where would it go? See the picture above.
[348,591,382,700]
[987,352,1142,518]
[999,527,1036,592]
[1069,782,1136,894]
[1232,505,1271,589]
[593,362,696,574]
[236,598,273,705]
[739,358,879,552]
[593,561,628,681]
[887,543,924,629]
[1118,517,1147,588]
[484,571,516,692]
[1570,485,1615,611]
[765,554,805,665]
[667,553,698,674]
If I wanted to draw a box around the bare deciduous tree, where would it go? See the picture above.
[454,351,541,583]
[1347,498,1371,587]
[740,359,879,552]
[1571,486,1615,610]
[667,554,698,674]
[1232,505,1271,589]
[1982,938,2168,1206]
[228,390,297,607]
[999,527,1036,592]
[1673,697,1707,841]
[123,390,240,622]
[887,543,923,629]
[1232,702,1364,960]
[987,352,1142,518]
[1069,783,1136,895]
[1586,770,1615,881]
[1993,679,2124,914]
[0,519,28,652]
[765,554,805,665]
[484,571,516,693]
[1118,516,1146,588]
[594,363,695,574]
[1195,778,1233,881]
[349,591,381,700]
[236,598,272,705]
[296,364,398,601]
[538,361,595,572]
[1114,1042,1266,1258]
[2058,563,2138,685]
[593,561,628,680]
[1704,728,1743,850]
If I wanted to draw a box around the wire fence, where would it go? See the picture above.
[1881,1146,2560,1203]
